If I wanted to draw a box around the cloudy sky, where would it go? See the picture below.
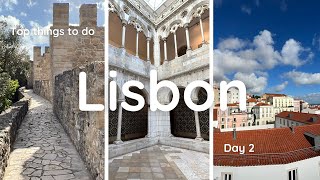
[0,0,104,58]
[214,0,320,104]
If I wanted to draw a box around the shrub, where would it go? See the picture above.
[0,73,20,113]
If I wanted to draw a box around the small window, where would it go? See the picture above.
[288,168,298,180]
[222,173,232,180]
[221,125,225,129]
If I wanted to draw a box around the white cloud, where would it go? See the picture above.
[312,33,320,50]
[297,93,320,104]
[20,12,27,17]
[217,37,247,51]
[281,39,313,66]
[27,0,37,8]
[285,71,320,85]
[214,30,313,85]
[234,72,267,94]
[272,81,288,92]
[241,5,251,15]
[0,0,18,12]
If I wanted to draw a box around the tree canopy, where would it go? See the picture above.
[0,21,30,113]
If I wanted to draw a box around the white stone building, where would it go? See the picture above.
[252,102,274,125]
[108,0,210,158]
[275,111,320,128]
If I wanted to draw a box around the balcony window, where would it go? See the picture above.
[288,168,298,180]
[222,173,232,180]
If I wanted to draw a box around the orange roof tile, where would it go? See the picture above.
[254,103,271,106]
[276,111,320,124]
[214,124,320,166]
[247,98,257,103]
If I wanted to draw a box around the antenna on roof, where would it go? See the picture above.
[233,128,237,140]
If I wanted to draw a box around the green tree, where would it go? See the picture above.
[0,20,30,113]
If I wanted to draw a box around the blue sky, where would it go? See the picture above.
[0,0,104,58]
[214,0,320,104]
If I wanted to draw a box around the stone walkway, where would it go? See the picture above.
[3,90,91,180]
[109,145,209,180]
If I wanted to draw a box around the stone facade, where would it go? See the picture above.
[33,46,52,101]
[108,0,211,159]
[0,89,30,179]
[32,3,104,102]
[54,62,104,180]
[32,3,105,179]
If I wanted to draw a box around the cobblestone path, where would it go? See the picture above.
[3,90,91,180]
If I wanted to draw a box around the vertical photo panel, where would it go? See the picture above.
[0,1,105,180]
[108,0,213,179]
[213,1,320,180]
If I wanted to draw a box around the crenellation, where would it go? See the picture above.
[32,3,104,179]
[53,3,69,27]
[33,46,41,57]
[79,4,97,27]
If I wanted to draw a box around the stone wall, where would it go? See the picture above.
[33,46,52,101]
[0,89,30,179]
[53,62,104,180]
[51,3,104,99]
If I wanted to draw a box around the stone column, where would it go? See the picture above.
[194,111,204,141]
[136,31,139,57]
[163,38,168,63]
[184,24,191,51]
[147,37,151,62]
[114,99,124,144]
[121,21,127,48]
[173,32,178,58]
[153,34,161,67]
[199,17,206,44]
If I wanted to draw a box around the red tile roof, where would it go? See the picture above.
[254,103,271,106]
[264,93,287,97]
[214,124,320,166]
[247,98,257,103]
[276,111,320,124]
[215,103,239,107]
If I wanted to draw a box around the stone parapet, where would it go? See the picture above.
[157,44,210,81]
[53,61,104,180]
[0,88,30,179]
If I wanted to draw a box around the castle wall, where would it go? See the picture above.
[51,4,104,80]
[53,62,104,180]
[33,47,52,101]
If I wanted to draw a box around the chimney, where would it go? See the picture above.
[289,126,294,133]
[233,128,237,140]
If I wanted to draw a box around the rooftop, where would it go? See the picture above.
[276,111,320,124]
[214,124,320,166]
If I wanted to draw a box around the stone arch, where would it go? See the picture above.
[164,20,183,38]
[186,1,209,23]
[108,10,123,48]
[128,17,149,38]
[108,1,125,21]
